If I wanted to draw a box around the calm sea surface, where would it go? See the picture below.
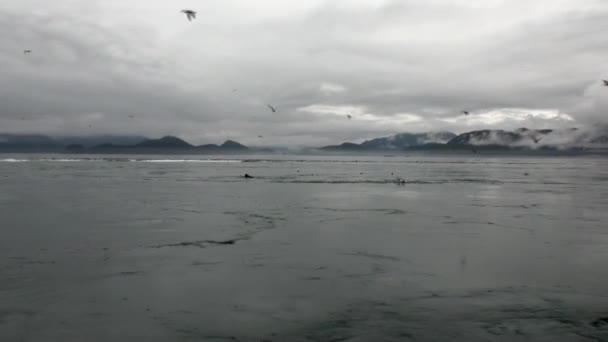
[1,154,608,341]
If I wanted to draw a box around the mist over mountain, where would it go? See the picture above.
[2,126,608,154]
[360,132,457,150]
[321,126,608,152]
[447,126,608,149]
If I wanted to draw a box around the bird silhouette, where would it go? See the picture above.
[603,80,608,87]
[531,136,542,144]
[23,50,31,54]
[181,9,197,21]
[347,114,352,120]
[267,104,276,113]
[462,110,470,116]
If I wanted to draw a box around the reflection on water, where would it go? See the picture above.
[1,154,608,341]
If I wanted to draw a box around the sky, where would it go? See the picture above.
[1,0,608,146]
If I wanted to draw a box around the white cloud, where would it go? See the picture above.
[319,82,347,95]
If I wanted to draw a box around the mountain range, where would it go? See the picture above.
[0,134,252,154]
[321,127,608,152]
[1,126,608,154]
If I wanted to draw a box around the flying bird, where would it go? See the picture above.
[347,114,352,120]
[258,135,263,138]
[181,9,197,21]
[531,136,543,144]
[267,104,276,113]
[128,115,134,119]
[462,110,470,116]
[603,80,608,87]
[23,50,31,54]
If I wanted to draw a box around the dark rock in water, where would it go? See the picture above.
[151,238,244,249]
[591,317,608,328]
[244,173,254,179]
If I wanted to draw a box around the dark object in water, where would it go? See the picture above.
[591,317,608,328]
[394,177,406,185]
[244,173,254,179]
[151,238,243,249]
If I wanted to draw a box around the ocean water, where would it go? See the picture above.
[1,154,608,341]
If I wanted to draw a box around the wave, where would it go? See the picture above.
[271,178,505,185]
[132,159,242,163]
[0,158,243,163]
[0,158,28,162]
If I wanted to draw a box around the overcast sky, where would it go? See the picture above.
[1,0,607,146]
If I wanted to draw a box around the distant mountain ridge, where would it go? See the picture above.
[361,132,456,150]
[0,134,253,154]
[2,127,608,154]
[321,131,456,151]
[91,136,250,153]
[0,134,147,150]
[321,127,608,152]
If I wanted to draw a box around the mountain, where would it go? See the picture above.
[320,132,456,151]
[57,135,147,148]
[447,130,526,146]
[220,140,248,150]
[447,127,608,148]
[135,136,193,148]
[86,136,252,154]
[361,132,456,150]
[0,134,62,150]
[318,127,608,153]
[0,134,149,151]
[321,142,366,151]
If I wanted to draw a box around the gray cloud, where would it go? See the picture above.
[1,0,607,146]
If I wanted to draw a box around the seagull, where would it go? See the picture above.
[23,50,31,54]
[462,110,470,116]
[603,80,608,87]
[347,114,352,120]
[181,9,197,21]
[267,104,276,113]
[531,136,543,144]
